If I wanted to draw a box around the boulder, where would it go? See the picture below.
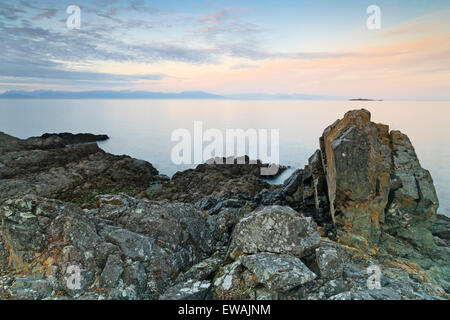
[213,260,251,300]
[228,206,321,259]
[99,254,124,288]
[315,246,343,280]
[176,255,224,284]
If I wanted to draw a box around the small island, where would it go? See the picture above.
[349,98,383,101]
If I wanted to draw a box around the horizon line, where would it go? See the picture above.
[0,89,449,101]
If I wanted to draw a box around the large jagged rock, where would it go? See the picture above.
[318,109,439,252]
[228,206,321,259]
[313,109,448,292]
[0,132,160,208]
[319,109,392,249]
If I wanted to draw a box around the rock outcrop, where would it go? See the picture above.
[0,132,160,208]
[0,109,449,300]
[318,109,438,253]
[0,194,222,299]
[149,156,285,203]
[39,133,109,145]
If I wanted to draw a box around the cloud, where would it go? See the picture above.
[127,0,159,14]
[0,62,166,82]
[229,63,259,70]
[33,9,57,20]
[1,1,449,98]
[0,5,25,20]
[384,9,450,37]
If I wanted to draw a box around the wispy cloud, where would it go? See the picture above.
[229,63,259,70]
[0,1,449,98]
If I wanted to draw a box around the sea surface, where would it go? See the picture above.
[1,99,449,217]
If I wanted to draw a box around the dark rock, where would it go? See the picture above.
[122,261,147,295]
[195,197,219,211]
[282,169,302,195]
[99,254,124,288]
[144,182,163,198]
[152,156,284,203]
[41,132,109,145]
[254,189,286,207]
[0,132,160,207]
[40,133,109,145]
[176,255,224,284]
[209,199,247,215]
[315,246,343,280]
[433,214,450,241]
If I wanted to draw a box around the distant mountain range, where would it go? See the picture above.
[0,90,340,100]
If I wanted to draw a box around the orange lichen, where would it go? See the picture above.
[1,226,23,269]
[387,259,430,282]
[317,226,326,237]
[155,241,165,248]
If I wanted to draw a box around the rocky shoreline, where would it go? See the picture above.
[0,109,448,300]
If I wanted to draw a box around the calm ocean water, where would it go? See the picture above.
[1,99,449,217]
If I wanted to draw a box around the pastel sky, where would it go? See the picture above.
[1,0,450,99]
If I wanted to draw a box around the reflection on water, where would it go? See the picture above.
[1,99,449,216]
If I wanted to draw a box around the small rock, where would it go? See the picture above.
[160,280,211,300]
[99,254,124,288]
[315,246,343,280]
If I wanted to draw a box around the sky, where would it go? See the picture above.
[1,0,450,99]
